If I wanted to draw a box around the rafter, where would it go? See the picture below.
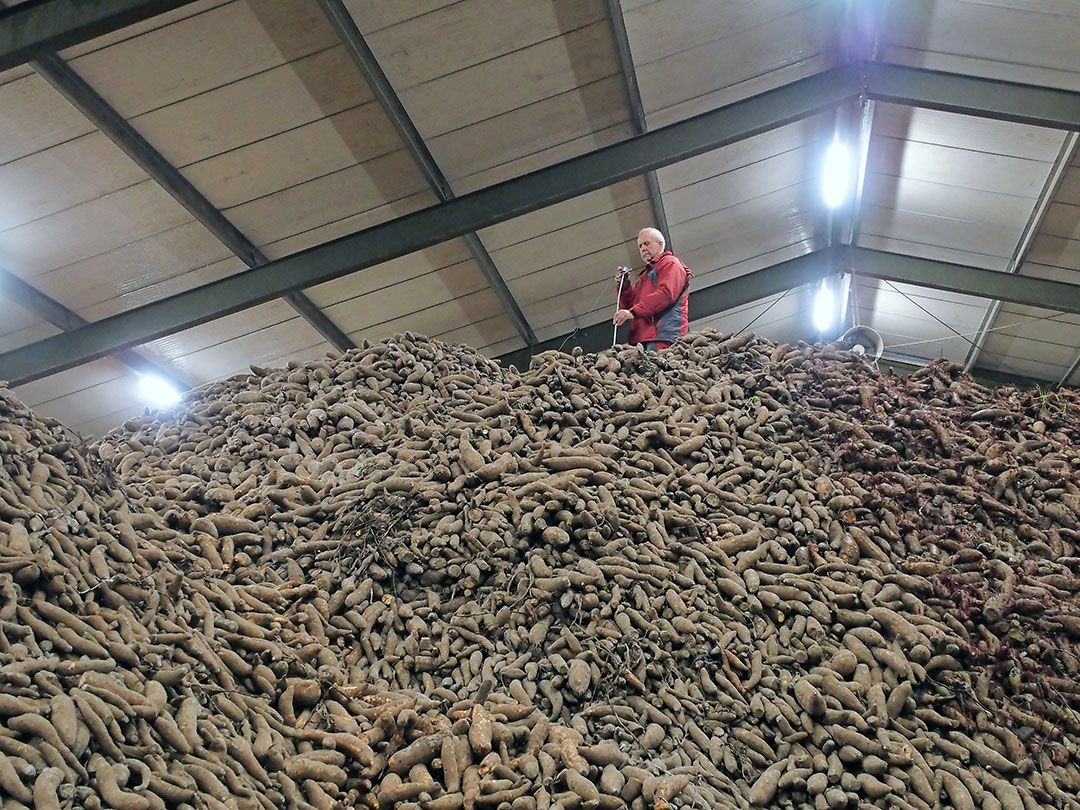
[963,133,1080,372]
[30,51,356,352]
[314,0,537,347]
[0,0,197,72]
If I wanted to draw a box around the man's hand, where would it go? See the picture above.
[614,266,631,283]
[613,308,634,326]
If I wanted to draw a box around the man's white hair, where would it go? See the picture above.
[638,227,665,250]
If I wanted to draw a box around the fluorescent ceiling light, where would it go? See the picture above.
[822,139,851,209]
[138,374,181,409]
[813,281,835,333]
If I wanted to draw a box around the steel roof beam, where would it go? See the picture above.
[846,246,1080,314]
[315,0,537,347]
[964,132,1080,373]
[8,61,1077,385]
[1059,352,1080,388]
[498,250,837,369]
[606,0,672,245]
[498,245,1080,369]
[0,0,197,72]
[0,265,190,390]
[30,51,355,353]
[866,63,1080,131]
[0,66,858,385]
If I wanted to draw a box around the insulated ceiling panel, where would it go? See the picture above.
[625,0,841,128]
[853,278,989,364]
[347,0,634,192]
[306,239,515,353]
[859,106,1064,274]
[882,0,1080,92]
[142,299,332,388]
[661,118,832,289]
[12,357,152,441]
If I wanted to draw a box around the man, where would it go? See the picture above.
[613,228,692,351]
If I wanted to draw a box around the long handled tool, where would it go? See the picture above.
[614,266,632,347]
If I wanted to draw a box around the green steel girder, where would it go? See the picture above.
[0,66,859,386]
[0,0,197,71]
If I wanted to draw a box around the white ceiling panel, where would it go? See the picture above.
[859,204,1020,258]
[65,0,339,118]
[0,73,97,166]
[325,259,492,335]
[671,182,823,260]
[873,103,1067,161]
[989,304,1080,346]
[882,0,1080,92]
[863,174,1036,227]
[1042,202,1080,240]
[161,318,331,383]
[307,241,474,309]
[977,353,1071,383]
[399,19,619,143]
[181,102,401,210]
[57,0,232,62]
[628,0,839,127]
[363,0,607,90]
[0,181,193,280]
[0,319,59,354]
[42,223,239,315]
[0,133,146,232]
[454,122,635,194]
[856,235,1010,272]
[665,148,821,226]
[22,374,146,433]
[687,241,821,293]
[1026,236,1080,273]
[491,199,654,283]
[855,278,988,363]
[435,312,522,353]
[429,76,630,186]
[345,290,515,352]
[869,137,1051,197]
[693,283,815,344]
[222,152,433,248]
[145,299,312,371]
[478,179,649,251]
[1058,166,1080,206]
[512,241,638,312]
[350,0,626,187]
[14,357,129,410]
[658,116,831,193]
[131,45,372,170]
[979,338,1077,372]
[340,0,462,34]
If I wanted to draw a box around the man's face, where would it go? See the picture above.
[638,233,663,263]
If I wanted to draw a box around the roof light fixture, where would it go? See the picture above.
[138,374,181,409]
[822,138,852,209]
[813,280,835,333]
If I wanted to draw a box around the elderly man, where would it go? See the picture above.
[613,228,692,351]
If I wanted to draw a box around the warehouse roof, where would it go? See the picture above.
[0,0,1078,435]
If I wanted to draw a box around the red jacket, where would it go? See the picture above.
[619,251,692,345]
